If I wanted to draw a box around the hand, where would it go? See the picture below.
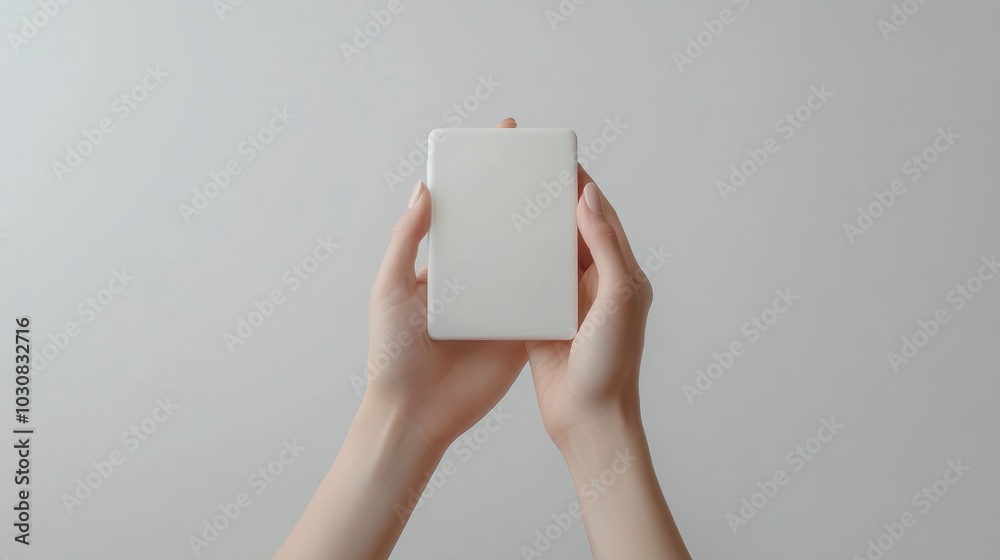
[525,172,654,450]
[275,122,528,560]
[363,118,527,451]
[525,173,689,560]
[277,127,688,560]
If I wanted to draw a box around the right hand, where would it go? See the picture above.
[525,174,655,450]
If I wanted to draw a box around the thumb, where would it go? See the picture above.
[577,182,629,293]
[373,180,430,297]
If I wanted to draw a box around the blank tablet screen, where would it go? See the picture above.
[426,128,578,340]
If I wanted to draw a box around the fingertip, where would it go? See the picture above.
[582,182,603,214]
[576,184,628,282]
[408,180,425,209]
[405,181,431,238]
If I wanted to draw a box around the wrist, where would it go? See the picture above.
[353,396,447,469]
[555,402,649,472]
[286,392,447,557]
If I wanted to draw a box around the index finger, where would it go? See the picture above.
[576,165,642,279]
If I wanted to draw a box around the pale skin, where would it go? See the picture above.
[273,118,691,560]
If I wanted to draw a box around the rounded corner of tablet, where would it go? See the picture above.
[426,319,448,341]
[428,128,450,146]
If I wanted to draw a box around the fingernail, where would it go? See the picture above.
[408,180,423,209]
[583,182,603,214]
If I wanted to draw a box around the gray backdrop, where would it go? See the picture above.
[1,0,998,559]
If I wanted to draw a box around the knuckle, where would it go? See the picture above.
[640,282,654,307]
[391,217,410,240]
[605,203,622,224]
[598,227,620,244]
[628,268,653,308]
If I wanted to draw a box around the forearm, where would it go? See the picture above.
[559,407,691,560]
[274,399,444,560]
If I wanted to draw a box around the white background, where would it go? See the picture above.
[1,1,998,559]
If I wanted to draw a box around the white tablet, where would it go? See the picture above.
[426,128,578,340]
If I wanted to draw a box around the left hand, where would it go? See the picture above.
[362,118,527,451]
